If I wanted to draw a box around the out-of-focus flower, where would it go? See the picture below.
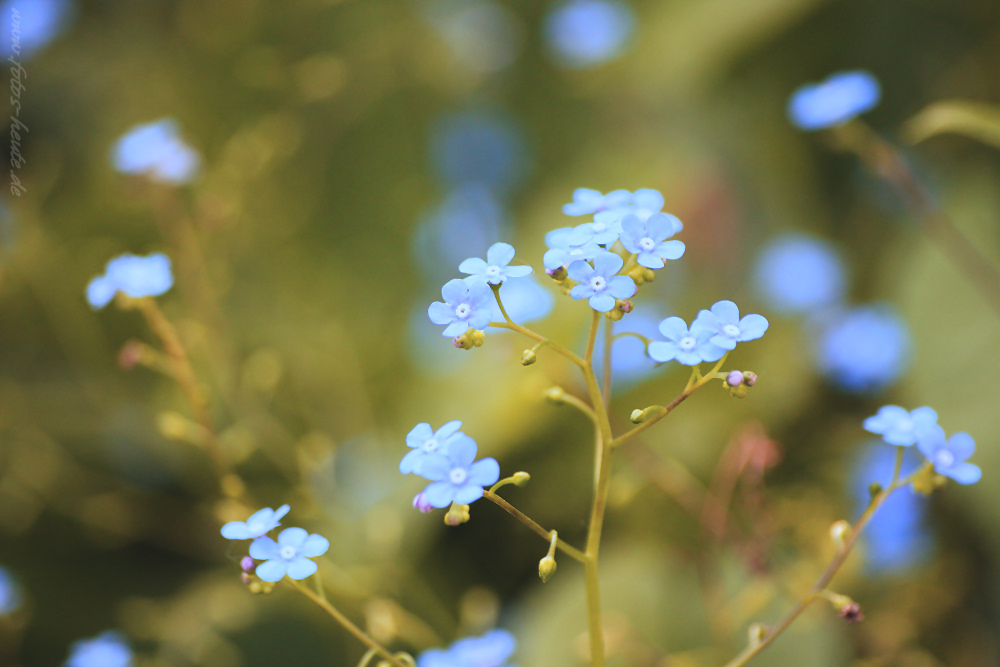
[491,274,553,324]
[400,421,465,475]
[753,235,846,315]
[0,0,75,59]
[417,435,499,508]
[422,0,523,74]
[619,213,685,269]
[567,251,636,312]
[459,242,533,285]
[414,186,507,283]
[787,71,881,131]
[863,406,938,447]
[544,0,635,69]
[249,527,330,582]
[648,316,725,366]
[430,111,529,195]
[86,253,174,309]
[563,188,632,217]
[916,426,981,485]
[111,119,200,184]
[590,307,661,388]
[543,226,601,271]
[815,306,910,393]
[220,505,290,540]
[428,277,495,336]
[691,300,768,351]
[418,628,517,667]
[0,566,21,614]
[64,631,133,667]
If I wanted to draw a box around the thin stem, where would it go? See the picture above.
[612,331,651,346]
[482,491,587,563]
[555,392,599,424]
[602,317,613,406]
[292,580,410,667]
[490,283,514,324]
[610,380,706,450]
[489,321,585,368]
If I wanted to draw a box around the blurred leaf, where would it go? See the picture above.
[903,101,1000,150]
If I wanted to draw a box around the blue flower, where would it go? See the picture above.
[619,213,685,269]
[753,235,846,315]
[111,119,200,184]
[863,406,938,447]
[567,251,636,312]
[622,188,667,222]
[562,188,632,216]
[570,211,623,247]
[788,71,881,131]
[544,0,635,69]
[691,300,768,351]
[418,629,517,667]
[815,306,910,393]
[430,111,529,194]
[249,527,330,582]
[428,277,496,337]
[418,436,500,508]
[400,421,465,475]
[86,253,174,309]
[590,307,661,389]
[459,242,533,285]
[916,426,981,485]
[220,505,291,540]
[648,316,725,366]
[543,226,601,271]
[491,275,553,324]
[0,0,75,59]
[0,566,22,615]
[64,631,133,667]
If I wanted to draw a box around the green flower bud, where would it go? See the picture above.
[511,471,531,487]
[522,349,537,366]
[544,386,566,403]
[630,405,663,424]
[538,555,557,583]
[445,503,471,526]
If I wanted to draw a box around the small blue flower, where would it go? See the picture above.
[788,71,881,131]
[863,406,938,447]
[815,306,910,393]
[0,566,22,615]
[64,631,133,667]
[567,251,636,312]
[916,426,981,485]
[544,0,635,69]
[562,188,631,216]
[428,277,496,336]
[86,253,174,309]
[691,300,768,351]
[619,213,685,269]
[249,527,330,582]
[418,629,517,667]
[221,505,291,540]
[111,119,200,184]
[418,436,500,508]
[753,235,847,315]
[459,242,533,285]
[623,188,667,222]
[543,226,601,270]
[400,421,465,475]
[0,0,76,59]
[570,211,623,247]
[648,316,726,366]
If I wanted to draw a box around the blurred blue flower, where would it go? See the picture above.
[567,251,635,312]
[563,188,632,217]
[0,0,75,59]
[0,566,21,614]
[815,306,911,393]
[417,435,499,507]
[459,242,533,285]
[430,111,529,195]
[544,0,635,69]
[86,253,174,309]
[788,71,881,131]
[649,315,725,366]
[249,527,330,582]
[422,0,523,74]
[220,505,290,540]
[414,186,508,283]
[619,213,685,269]
[916,425,981,485]
[64,631,133,667]
[400,421,465,475]
[429,277,495,337]
[543,226,600,271]
[590,307,661,389]
[418,628,517,667]
[111,119,200,184]
[863,405,938,447]
[853,445,929,573]
[492,274,553,324]
[691,300,768,351]
[753,235,847,315]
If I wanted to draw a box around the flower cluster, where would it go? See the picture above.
[417,629,516,667]
[220,505,330,582]
[401,422,501,510]
[865,406,981,484]
[86,252,174,309]
[648,300,769,366]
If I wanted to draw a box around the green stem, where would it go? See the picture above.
[489,321,585,368]
[602,317,613,406]
[482,491,587,563]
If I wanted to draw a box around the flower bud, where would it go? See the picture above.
[726,370,744,387]
[118,340,145,370]
[868,482,883,500]
[630,405,663,424]
[444,503,471,526]
[607,306,624,321]
[839,602,864,623]
[240,556,256,573]
[240,572,253,585]
[521,349,537,366]
[742,371,758,387]
[546,266,567,281]
[544,386,566,403]
[511,471,531,487]
[413,492,433,514]
[641,267,655,283]
[619,299,634,314]
[747,623,768,647]
[829,520,851,551]
[538,556,557,583]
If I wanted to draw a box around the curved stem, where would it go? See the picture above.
[482,491,587,563]
[489,321,585,368]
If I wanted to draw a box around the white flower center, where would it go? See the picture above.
[485,265,501,279]
[722,324,740,339]
[679,336,696,351]
[455,303,471,320]
[935,450,955,468]
[280,545,297,560]
[422,438,439,453]
[590,276,606,291]
[449,467,469,485]
[639,237,656,252]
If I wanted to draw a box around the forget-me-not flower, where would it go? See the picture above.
[622,188,667,222]
[429,277,495,336]
[221,505,290,540]
[648,316,726,365]
[787,71,881,131]
[619,213,684,269]
[691,300,768,351]
[864,406,938,447]
[418,628,517,667]
[753,234,846,315]
[567,251,636,312]
[815,306,910,393]
[400,421,465,475]
[111,119,200,184]
[570,211,623,247]
[249,527,330,582]
[543,226,601,270]
[64,631,133,667]
[86,253,174,309]
[916,426,981,485]
[544,0,635,69]
[562,188,632,216]
[1,0,76,60]
[417,435,500,508]
[459,242,533,285]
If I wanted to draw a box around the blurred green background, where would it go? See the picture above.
[1,0,999,665]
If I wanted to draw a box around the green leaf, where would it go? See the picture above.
[903,100,1000,150]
